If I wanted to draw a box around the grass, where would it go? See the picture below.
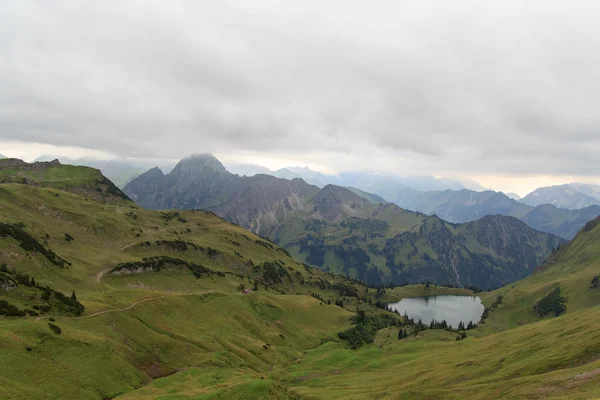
[2,176,600,399]
[274,305,600,399]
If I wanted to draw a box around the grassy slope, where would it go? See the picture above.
[267,219,600,399]
[2,170,600,399]
[274,305,600,399]
[480,217,600,333]
[0,183,363,399]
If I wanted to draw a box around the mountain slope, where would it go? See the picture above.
[347,187,388,204]
[570,182,600,200]
[0,173,392,400]
[372,186,600,240]
[3,164,600,399]
[34,155,176,188]
[481,214,600,333]
[401,189,532,222]
[521,184,600,209]
[125,155,564,288]
[0,158,130,203]
[276,215,600,400]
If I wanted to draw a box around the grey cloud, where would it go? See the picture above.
[1,0,600,175]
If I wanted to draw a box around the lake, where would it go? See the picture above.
[387,295,484,329]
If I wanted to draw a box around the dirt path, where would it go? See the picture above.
[36,295,168,321]
[95,266,113,283]
[68,295,168,319]
[119,242,137,251]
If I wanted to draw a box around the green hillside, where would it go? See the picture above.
[2,166,600,399]
[479,216,600,333]
[0,178,421,399]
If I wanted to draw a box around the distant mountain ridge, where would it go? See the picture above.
[224,162,484,191]
[124,154,564,288]
[520,183,600,209]
[222,162,600,239]
[360,187,600,240]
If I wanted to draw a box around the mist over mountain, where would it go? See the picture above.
[124,154,564,288]
[33,155,176,188]
[0,154,6,159]
[505,192,521,200]
[368,187,600,240]
[570,182,600,200]
[225,163,274,177]
[224,162,483,193]
[521,184,600,210]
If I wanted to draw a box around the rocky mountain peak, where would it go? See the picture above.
[312,185,371,220]
[173,154,227,175]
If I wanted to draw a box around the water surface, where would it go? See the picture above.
[387,295,484,328]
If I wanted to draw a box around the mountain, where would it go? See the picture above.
[225,163,274,177]
[521,183,600,209]
[371,187,600,240]
[34,155,176,188]
[226,163,483,192]
[273,166,335,187]
[482,214,600,333]
[347,187,388,204]
[569,182,600,200]
[504,192,521,200]
[0,168,383,399]
[290,218,600,399]
[399,189,532,223]
[0,154,6,159]
[125,155,564,288]
[3,162,600,399]
[0,158,130,203]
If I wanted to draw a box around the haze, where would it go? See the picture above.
[1,1,600,196]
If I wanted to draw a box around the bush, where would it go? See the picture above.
[48,323,62,335]
[535,286,567,317]
[338,314,398,349]
[0,300,26,317]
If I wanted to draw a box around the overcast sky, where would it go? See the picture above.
[1,1,599,195]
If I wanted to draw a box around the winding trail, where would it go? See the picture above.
[36,295,168,321]
[68,295,168,320]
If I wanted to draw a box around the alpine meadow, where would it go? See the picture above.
[2,1,600,399]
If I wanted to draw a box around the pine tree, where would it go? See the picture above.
[30,277,36,287]
[71,290,77,302]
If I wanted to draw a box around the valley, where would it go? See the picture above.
[124,155,564,288]
[1,160,599,399]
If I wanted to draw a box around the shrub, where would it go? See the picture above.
[338,314,398,349]
[535,286,567,317]
[48,323,62,335]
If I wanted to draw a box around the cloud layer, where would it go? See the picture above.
[1,1,599,176]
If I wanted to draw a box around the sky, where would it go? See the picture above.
[1,1,600,196]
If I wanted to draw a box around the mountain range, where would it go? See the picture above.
[226,162,485,191]
[520,183,600,209]
[3,158,600,399]
[124,154,564,288]
[382,188,600,240]
[226,162,600,239]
